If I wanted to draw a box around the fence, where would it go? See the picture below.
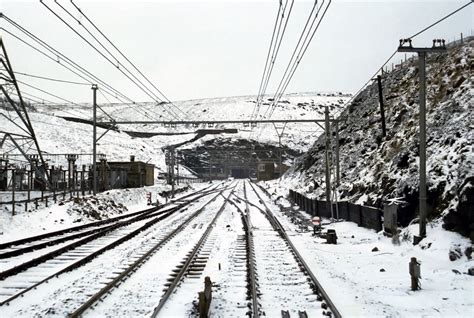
[289,189,383,232]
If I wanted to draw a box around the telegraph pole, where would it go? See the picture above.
[91,84,98,195]
[335,120,340,186]
[376,75,386,137]
[324,106,332,219]
[397,39,446,243]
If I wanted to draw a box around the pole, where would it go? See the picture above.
[324,106,332,219]
[176,151,180,185]
[92,84,98,195]
[335,120,340,186]
[418,52,427,238]
[171,148,175,198]
[397,39,446,243]
[377,75,387,137]
[12,169,16,216]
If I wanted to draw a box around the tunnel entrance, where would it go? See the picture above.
[231,168,249,179]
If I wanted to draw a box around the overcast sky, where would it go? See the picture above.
[1,0,472,103]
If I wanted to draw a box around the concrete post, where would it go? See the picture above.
[335,120,340,186]
[324,106,332,219]
[377,75,387,137]
[418,51,427,239]
[92,84,98,195]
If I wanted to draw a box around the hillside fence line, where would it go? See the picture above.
[288,189,383,232]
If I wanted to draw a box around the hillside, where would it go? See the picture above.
[282,39,473,238]
[1,92,350,175]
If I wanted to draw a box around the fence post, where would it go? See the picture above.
[12,169,16,216]
[198,276,212,318]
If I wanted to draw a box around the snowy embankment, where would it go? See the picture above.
[283,39,473,239]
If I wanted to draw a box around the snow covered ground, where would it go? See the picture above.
[0,182,194,243]
[261,180,474,317]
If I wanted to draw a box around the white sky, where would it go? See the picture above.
[1,0,472,103]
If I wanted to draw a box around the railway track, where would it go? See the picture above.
[0,183,225,308]
[67,183,236,317]
[240,180,340,318]
[0,180,340,317]
[0,183,219,257]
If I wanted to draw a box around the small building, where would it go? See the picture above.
[257,160,275,181]
[108,156,154,188]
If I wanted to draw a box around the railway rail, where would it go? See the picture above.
[0,183,226,307]
[245,180,341,318]
[0,180,340,317]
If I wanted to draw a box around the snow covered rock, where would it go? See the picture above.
[284,38,473,239]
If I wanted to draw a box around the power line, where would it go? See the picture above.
[14,71,90,86]
[1,23,165,122]
[266,0,332,119]
[338,0,473,116]
[259,0,295,106]
[10,90,59,105]
[70,0,186,118]
[252,2,283,119]
[39,2,176,121]
[41,0,179,120]
[0,19,133,103]
[265,0,324,117]
[16,80,80,105]
[252,0,295,120]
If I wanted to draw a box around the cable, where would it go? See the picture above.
[252,1,295,120]
[265,0,324,117]
[2,27,161,122]
[10,90,58,105]
[46,1,178,120]
[266,0,332,119]
[41,0,179,119]
[70,0,186,117]
[0,21,132,104]
[14,71,90,85]
[338,0,473,116]
[16,80,80,105]
[260,0,295,105]
[251,2,282,119]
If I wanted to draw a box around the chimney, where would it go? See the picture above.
[130,155,135,162]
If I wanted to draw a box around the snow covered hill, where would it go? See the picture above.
[1,92,350,175]
[283,38,473,239]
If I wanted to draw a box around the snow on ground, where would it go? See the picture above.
[261,180,474,317]
[0,182,197,243]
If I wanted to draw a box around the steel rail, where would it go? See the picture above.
[248,181,341,318]
[150,184,236,317]
[0,183,215,251]
[69,183,235,317]
[0,186,225,307]
[242,181,260,317]
[0,188,222,281]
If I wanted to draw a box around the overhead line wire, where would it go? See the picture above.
[267,0,332,118]
[14,71,90,85]
[260,0,295,104]
[339,0,473,116]
[41,0,179,120]
[16,80,80,105]
[264,0,322,117]
[70,0,186,118]
[252,1,283,119]
[1,21,161,122]
[0,18,133,103]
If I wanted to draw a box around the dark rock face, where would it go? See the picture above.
[285,39,473,239]
[443,180,474,241]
